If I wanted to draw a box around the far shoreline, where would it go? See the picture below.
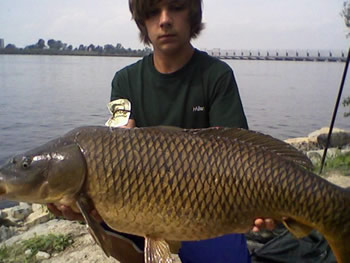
[0,50,145,58]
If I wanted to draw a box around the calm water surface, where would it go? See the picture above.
[0,54,349,164]
[226,59,350,138]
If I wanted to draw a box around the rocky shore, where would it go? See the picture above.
[0,127,349,263]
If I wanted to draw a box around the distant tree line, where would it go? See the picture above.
[0,38,152,57]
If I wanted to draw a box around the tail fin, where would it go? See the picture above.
[325,235,350,263]
[321,171,350,262]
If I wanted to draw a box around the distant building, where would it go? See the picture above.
[0,39,4,49]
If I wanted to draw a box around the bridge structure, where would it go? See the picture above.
[206,49,347,62]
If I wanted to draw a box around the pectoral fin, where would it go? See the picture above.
[145,237,174,263]
[76,193,144,262]
[76,194,112,257]
[282,218,313,238]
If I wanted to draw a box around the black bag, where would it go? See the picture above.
[250,230,336,263]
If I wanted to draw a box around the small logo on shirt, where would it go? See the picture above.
[193,106,205,112]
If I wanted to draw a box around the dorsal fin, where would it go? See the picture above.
[184,127,313,170]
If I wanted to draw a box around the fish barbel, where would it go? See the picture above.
[0,126,349,262]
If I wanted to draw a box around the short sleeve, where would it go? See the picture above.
[208,70,248,129]
[110,70,134,119]
[111,71,126,101]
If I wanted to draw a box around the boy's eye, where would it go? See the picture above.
[169,3,186,11]
[146,2,187,18]
[147,8,160,17]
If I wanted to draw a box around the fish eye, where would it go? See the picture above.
[21,157,31,169]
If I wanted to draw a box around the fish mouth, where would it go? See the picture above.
[0,185,6,199]
[0,173,7,198]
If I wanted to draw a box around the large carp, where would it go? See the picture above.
[0,126,349,262]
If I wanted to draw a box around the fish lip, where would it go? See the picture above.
[0,185,6,198]
[0,172,7,198]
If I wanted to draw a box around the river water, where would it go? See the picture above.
[0,54,349,207]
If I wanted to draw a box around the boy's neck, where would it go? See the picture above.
[152,44,194,74]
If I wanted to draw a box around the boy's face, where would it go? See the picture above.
[144,0,192,55]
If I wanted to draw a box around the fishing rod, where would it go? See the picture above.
[319,47,350,174]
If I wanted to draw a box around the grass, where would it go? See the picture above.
[0,233,73,263]
[314,151,350,176]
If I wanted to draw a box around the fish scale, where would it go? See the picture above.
[1,126,350,262]
[72,128,330,237]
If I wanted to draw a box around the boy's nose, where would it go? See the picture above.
[159,9,172,28]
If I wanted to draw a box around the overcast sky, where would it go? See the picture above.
[0,0,349,50]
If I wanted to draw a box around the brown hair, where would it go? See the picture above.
[129,0,204,45]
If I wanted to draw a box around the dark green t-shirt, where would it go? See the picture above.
[111,49,248,129]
